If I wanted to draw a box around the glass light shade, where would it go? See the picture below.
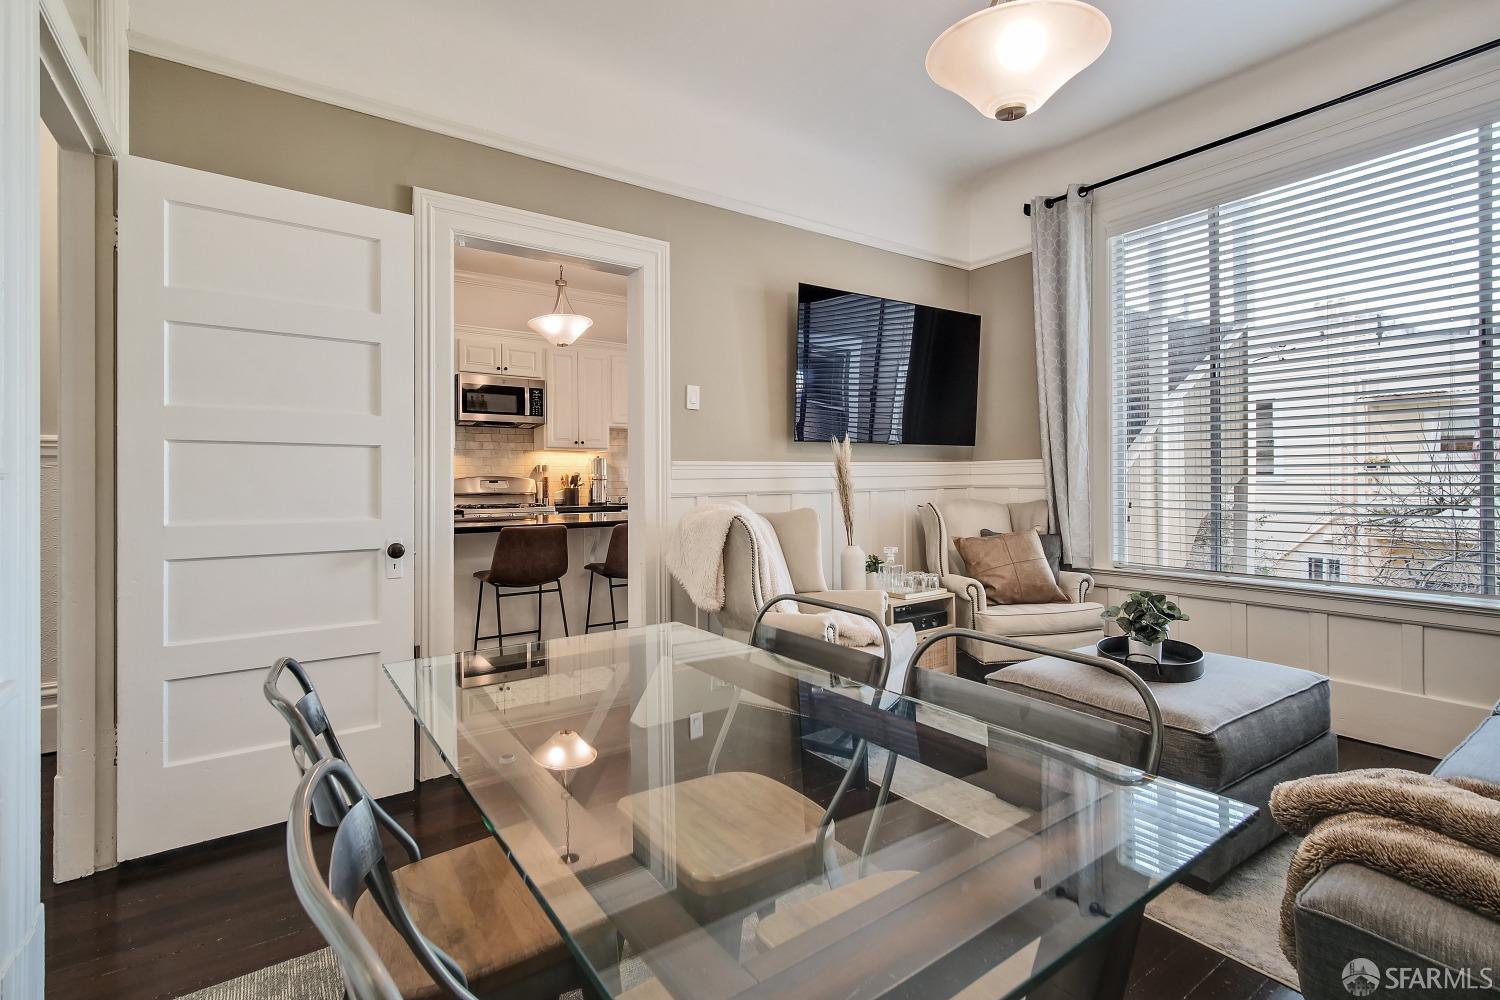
[527,312,594,347]
[529,265,594,347]
[926,0,1111,121]
[532,729,598,771]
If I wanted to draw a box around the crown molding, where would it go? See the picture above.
[453,268,626,307]
[128,34,977,269]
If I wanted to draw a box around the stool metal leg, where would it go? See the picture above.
[607,577,618,630]
[555,580,570,636]
[585,572,597,633]
[501,587,513,650]
[473,580,484,648]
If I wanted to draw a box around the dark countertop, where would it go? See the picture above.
[454,511,628,534]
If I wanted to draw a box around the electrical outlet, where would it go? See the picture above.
[689,711,704,739]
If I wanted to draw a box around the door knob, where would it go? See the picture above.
[387,541,406,559]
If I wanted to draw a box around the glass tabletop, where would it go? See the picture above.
[385,623,1254,1000]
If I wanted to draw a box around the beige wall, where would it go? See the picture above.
[966,253,1039,460]
[130,54,1040,463]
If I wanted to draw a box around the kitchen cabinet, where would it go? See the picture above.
[456,328,546,379]
[609,353,629,427]
[537,348,611,449]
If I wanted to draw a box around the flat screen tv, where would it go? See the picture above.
[794,283,981,446]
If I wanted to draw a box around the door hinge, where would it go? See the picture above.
[112,214,119,250]
[413,643,422,659]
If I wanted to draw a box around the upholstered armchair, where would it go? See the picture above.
[715,508,916,674]
[917,498,1103,670]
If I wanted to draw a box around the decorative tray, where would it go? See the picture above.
[1095,636,1205,683]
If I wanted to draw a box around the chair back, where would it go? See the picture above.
[264,657,348,826]
[484,524,569,587]
[721,508,829,634]
[263,659,420,860]
[288,758,478,1000]
[602,522,629,577]
[918,498,1051,577]
[907,629,1164,775]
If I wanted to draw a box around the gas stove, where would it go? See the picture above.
[453,476,557,522]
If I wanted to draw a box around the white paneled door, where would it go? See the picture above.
[116,157,415,859]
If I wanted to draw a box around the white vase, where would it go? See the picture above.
[1127,636,1165,663]
[867,572,881,589]
[839,544,866,590]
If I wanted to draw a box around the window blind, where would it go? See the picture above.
[1110,118,1500,597]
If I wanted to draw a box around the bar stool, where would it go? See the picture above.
[583,523,628,632]
[473,524,570,648]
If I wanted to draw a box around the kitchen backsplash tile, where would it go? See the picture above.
[454,425,628,501]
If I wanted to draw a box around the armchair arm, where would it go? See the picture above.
[1056,570,1094,604]
[800,589,889,621]
[941,573,987,627]
[757,611,836,643]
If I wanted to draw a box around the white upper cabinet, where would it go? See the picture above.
[538,349,582,449]
[502,337,546,380]
[576,351,611,448]
[455,327,547,378]
[537,345,619,449]
[609,353,629,427]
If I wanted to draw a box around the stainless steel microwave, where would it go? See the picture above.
[456,373,545,426]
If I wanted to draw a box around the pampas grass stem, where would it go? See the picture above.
[831,435,855,546]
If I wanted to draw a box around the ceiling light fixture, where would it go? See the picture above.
[926,0,1111,121]
[528,265,594,347]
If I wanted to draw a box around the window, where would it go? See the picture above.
[1111,118,1499,597]
[1307,557,1343,583]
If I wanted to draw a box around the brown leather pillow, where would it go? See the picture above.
[954,529,1068,605]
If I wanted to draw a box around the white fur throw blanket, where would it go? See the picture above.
[665,501,882,648]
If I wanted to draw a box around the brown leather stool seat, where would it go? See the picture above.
[584,523,628,631]
[473,524,570,646]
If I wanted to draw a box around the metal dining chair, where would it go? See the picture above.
[287,757,479,1000]
[905,629,1165,775]
[614,596,900,957]
[263,656,420,841]
[265,658,588,1000]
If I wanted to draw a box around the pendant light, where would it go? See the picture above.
[528,265,594,347]
[926,0,1110,121]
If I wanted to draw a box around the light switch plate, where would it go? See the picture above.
[689,711,704,739]
[686,384,701,410]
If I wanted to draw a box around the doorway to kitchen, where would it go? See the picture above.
[451,245,631,647]
[413,189,670,662]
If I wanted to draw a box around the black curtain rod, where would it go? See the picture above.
[1021,36,1500,217]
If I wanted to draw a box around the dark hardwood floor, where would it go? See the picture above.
[40,736,1437,1000]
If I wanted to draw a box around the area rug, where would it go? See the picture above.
[1144,836,1300,989]
[175,949,344,1000]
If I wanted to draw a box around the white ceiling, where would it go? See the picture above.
[130,0,1405,264]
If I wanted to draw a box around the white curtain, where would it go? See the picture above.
[1031,184,1094,567]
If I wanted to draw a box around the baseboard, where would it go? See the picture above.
[40,681,57,755]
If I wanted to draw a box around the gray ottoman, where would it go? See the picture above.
[987,649,1335,888]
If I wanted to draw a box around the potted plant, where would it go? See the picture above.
[1102,592,1189,663]
[865,553,884,589]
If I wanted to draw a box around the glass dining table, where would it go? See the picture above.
[384,623,1255,1000]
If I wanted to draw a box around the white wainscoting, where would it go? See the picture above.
[1093,569,1499,758]
[667,459,1046,628]
[667,458,1495,758]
